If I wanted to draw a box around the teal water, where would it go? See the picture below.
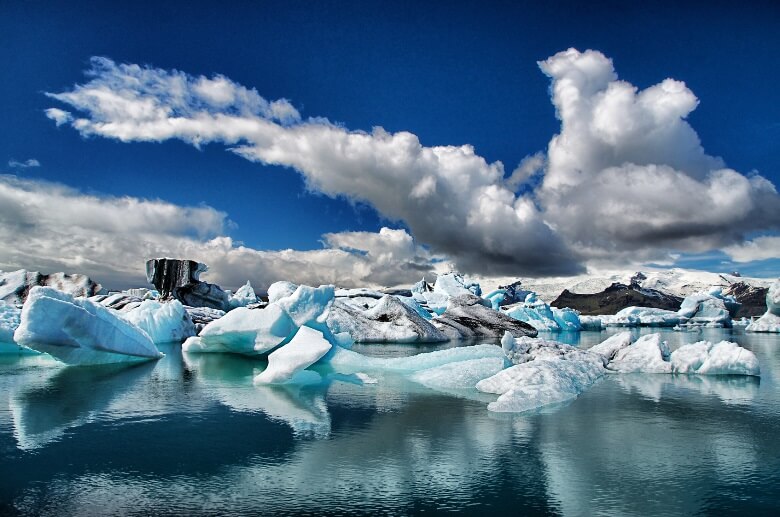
[1,328,779,516]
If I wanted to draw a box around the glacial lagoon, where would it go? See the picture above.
[1,328,779,516]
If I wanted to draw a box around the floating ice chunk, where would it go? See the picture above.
[434,294,538,339]
[0,301,21,343]
[413,291,450,315]
[746,280,780,333]
[670,341,760,376]
[254,325,332,384]
[589,331,633,361]
[483,289,507,310]
[267,281,298,303]
[476,355,605,413]
[501,331,514,353]
[276,284,335,327]
[578,315,604,331]
[13,286,163,365]
[410,357,506,390]
[611,307,683,327]
[411,278,432,294]
[678,289,734,327]
[746,312,780,333]
[327,295,448,343]
[228,281,258,309]
[606,334,671,373]
[183,304,295,355]
[120,300,196,344]
[552,307,581,331]
[434,272,481,297]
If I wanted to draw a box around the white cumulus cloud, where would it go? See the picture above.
[41,50,780,279]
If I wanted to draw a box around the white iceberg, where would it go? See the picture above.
[433,272,481,298]
[13,286,163,365]
[610,307,684,327]
[267,281,298,303]
[120,299,196,344]
[589,331,633,361]
[677,287,737,327]
[746,280,780,333]
[670,341,760,376]
[327,295,448,343]
[228,281,258,309]
[503,292,581,332]
[276,284,335,328]
[183,304,295,355]
[254,325,333,384]
[606,334,672,373]
[476,355,605,413]
[326,343,506,374]
[0,301,21,343]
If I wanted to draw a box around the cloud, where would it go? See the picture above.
[537,49,780,264]
[43,57,583,277]
[0,175,434,290]
[722,236,780,263]
[8,158,40,169]
[43,51,780,278]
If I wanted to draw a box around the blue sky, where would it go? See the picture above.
[1,0,779,289]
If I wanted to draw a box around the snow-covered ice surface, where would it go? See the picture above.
[607,306,684,327]
[13,287,163,365]
[677,287,738,327]
[254,326,333,384]
[670,341,760,376]
[120,299,196,344]
[607,334,672,373]
[747,280,780,333]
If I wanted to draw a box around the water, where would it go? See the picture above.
[1,328,779,515]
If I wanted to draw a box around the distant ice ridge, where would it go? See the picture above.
[746,280,780,333]
[13,286,163,364]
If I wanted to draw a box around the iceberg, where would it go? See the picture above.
[327,295,448,343]
[503,293,581,332]
[606,334,672,373]
[670,341,760,376]
[13,286,163,365]
[677,287,738,327]
[267,281,298,303]
[434,272,481,298]
[120,299,196,344]
[276,284,335,328]
[476,355,605,413]
[0,301,21,343]
[254,325,333,384]
[589,331,633,361]
[608,307,684,327]
[183,303,295,355]
[228,281,258,309]
[0,268,104,305]
[746,280,780,333]
[396,295,433,320]
[326,343,506,374]
[434,294,538,339]
[578,315,604,331]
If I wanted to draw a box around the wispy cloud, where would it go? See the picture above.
[8,158,40,169]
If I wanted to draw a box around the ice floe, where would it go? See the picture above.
[14,287,163,365]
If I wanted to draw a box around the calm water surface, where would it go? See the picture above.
[1,328,779,516]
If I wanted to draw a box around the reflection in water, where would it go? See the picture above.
[0,328,778,514]
[9,361,155,449]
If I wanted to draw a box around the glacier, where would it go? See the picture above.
[13,287,163,365]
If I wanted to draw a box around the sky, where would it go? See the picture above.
[1,0,779,290]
